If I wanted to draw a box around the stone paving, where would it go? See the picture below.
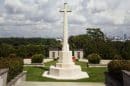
[19,82,105,86]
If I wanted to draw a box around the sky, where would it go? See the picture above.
[0,0,130,38]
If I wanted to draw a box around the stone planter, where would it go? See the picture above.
[0,69,8,86]
[7,71,27,86]
[122,70,130,86]
[105,72,122,86]
[105,70,130,86]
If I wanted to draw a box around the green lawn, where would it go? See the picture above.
[24,61,107,82]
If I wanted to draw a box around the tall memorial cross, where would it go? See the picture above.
[60,3,71,51]
[59,3,73,64]
[43,3,89,79]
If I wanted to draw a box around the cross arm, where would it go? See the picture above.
[59,10,72,12]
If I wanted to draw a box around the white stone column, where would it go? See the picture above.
[62,3,69,51]
[59,3,73,64]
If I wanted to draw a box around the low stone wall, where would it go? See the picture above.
[105,72,122,86]
[7,71,27,86]
[24,58,44,67]
[44,59,53,63]
[0,69,8,86]
[24,59,31,64]
[105,71,130,86]
[89,64,107,67]
[122,70,130,86]
[24,63,43,67]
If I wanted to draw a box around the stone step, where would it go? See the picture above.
[19,82,105,86]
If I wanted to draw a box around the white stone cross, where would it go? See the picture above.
[60,3,71,51]
[43,3,89,79]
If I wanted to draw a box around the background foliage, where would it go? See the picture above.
[0,28,130,59]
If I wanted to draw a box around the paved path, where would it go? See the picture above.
[20,82,105,86]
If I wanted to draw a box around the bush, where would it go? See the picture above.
[108,60,130,73]
[0,55,23,82]
[8,53,17,58]
[107,60,130,82]
[53,57,59,61]
[31,54,44,63]
[113,54,122,60]
[88,53,101,64]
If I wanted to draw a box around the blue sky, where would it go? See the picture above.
[0,0,130,38]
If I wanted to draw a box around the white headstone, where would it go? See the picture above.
[74,50,84,59]
[49,50,59,59]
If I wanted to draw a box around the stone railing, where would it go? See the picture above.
[7,71,27,86]
[105,72,122,86]
[122,70,130,86]
[0,69,26,86]
[105,70,130,86]
[0,69,8,86]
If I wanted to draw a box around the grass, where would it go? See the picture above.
[24,61,107,82]
[44,60,57,67]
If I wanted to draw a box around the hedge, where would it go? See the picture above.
[88,53,101,64]
[31,54,44,63]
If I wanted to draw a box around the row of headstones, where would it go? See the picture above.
[49,50,84,59]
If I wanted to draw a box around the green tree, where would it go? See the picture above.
[26,44,45,58]
[121,40,130,59]
[0,44,15,57]
[16,45,28,58]
[86,28,105,40]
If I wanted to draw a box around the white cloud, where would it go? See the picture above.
[0,17,4,23]
[5,0,38,13]
[69,14,86,25]
[87,0,108,13]
[0,0,130,38]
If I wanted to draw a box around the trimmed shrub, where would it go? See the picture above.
[31,54,44,63]
[88,53,101,64]
[0,55,23,82]
[8,53,17,58]
[107,60,130,82]
[108,60,130,73]
[113,54,122,60]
